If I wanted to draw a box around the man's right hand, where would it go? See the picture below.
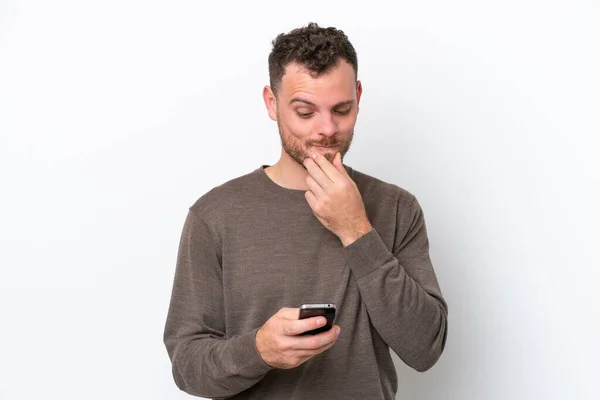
[255,307,341,369]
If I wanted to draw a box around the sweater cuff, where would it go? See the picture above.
[232,327,274,377]
[342,229,393,279]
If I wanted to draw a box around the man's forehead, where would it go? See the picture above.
[280,61,356,104]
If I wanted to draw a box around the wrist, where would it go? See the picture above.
[339,221,373,247]
[255,326,275,368]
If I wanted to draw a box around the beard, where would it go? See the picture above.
[276,118,354,168]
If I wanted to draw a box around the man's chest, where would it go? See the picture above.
[219,211,352,328]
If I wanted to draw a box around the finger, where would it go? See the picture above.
[315,331,340,353]
[278,307,300,320]
[281,316,328,336]
[333,152,347,174]
[295,336,338,358]
[304,190,317,209]
[312,152,343,183]
[334,151,342,166]
[303,157,333,189]
[305,175,325,199]
[288,325,341,349]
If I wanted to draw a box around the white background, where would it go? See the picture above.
[1,1,598,399]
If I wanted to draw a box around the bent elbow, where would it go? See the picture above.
[412,310,448,373]
[171,363,215,398]
[413,350,442,372]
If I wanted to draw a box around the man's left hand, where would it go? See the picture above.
[303,152,373,247]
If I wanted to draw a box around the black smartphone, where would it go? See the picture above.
[298,303,336,335]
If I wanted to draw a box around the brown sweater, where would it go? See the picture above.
[163,164,448,399]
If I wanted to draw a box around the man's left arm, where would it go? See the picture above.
[303,152,448,372]
[342,195,448,372]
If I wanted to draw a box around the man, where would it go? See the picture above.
[163,22,448,399]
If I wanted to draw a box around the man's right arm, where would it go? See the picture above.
[163,210,273,398]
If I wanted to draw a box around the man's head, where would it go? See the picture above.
[263,23,362,166]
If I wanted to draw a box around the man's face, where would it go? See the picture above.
[268,60,362,166]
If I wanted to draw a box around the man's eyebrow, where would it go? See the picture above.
[289,98,355,108]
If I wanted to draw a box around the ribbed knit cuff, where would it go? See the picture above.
[232,327,275,377]
[342,229,393,279]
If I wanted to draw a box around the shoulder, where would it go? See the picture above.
[347,164,416,210]
[188,168,259,224]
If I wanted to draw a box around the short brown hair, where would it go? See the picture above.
[268,22,358,96]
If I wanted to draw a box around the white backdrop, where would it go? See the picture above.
[1,1,598,399]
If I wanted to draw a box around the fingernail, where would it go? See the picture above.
[318,318,326,326]
[311,153,317,159]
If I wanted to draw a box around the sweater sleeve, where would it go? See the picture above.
[342,195,448,372]
[163,210,273,398]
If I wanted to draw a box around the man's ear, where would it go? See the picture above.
[356,80,362,114]
[263,85,278,121]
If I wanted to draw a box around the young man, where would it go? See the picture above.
[163,22,448,399]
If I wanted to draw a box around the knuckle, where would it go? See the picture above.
[279,340,292,351]
[273,337,283,349]
[282,325,291,335]
[286,322,299,335]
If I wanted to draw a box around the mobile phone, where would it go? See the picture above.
[298,303,336,335]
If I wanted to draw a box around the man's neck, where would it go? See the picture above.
[264,151,310,191]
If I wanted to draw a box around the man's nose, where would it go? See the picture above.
[316,113,338,137]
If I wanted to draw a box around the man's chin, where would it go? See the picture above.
[288,153,310,169]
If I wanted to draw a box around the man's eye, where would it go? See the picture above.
[297,112,314,118]
[334,108,351,115]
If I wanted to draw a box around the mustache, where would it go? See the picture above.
[310,140,339,147]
